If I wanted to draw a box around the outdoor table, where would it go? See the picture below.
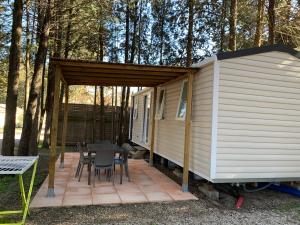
[0,156,38,225]
[86,143,118,185]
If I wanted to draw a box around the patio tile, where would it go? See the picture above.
[118,192,148,203]
[30,195,64,208]
[92,193,121,204]
[139,184,162,193]
[65,187,91,196]
[31,153,197,208]
[63,194,93,206]
[115,183,142,193]
[92,186,116,194]
[145,192,173,202]
[168,190,198,201]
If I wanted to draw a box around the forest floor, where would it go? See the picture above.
[0,147,299,225]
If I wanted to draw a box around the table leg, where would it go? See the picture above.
[0,159,38,225]
[19,175,28,215]
[88,152,91,185]
[21,159,38,224]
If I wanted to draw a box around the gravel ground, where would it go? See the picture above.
[1,148,300,225]
[26,191,300,225]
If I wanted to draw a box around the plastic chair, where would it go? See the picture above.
[93,147,115,187]
[75,142,93,181]
[114,144,131,184]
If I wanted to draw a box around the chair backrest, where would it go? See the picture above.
[94,148,115,167]
[77,142,85,161]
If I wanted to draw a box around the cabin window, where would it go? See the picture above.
[176,80,188,120]
[155,88,166,120]
[133,97,138,120]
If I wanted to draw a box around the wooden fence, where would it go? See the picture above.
[57,103,128,145]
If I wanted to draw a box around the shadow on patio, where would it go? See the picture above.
[30,153,197,208]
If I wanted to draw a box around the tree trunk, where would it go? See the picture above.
[37,57,47,142]
[254,0,265,47]
[137,0,143,64]
[1,0,23,156]
[92,86,97,143]
[18,0,51,156]
[229,0,237,51]
[125,0,130,63]
[64,0,74,59]
[113,86,117,143]
[42,0,64,148]
[186,0,194,67]
[24,0,31,117]
[118,87,126,145]
[159,0,166,65]
[219,0,227,52]
[42,65,54,148]
[268,0,275,45]
[98,23,104,62]
[130,0,138,63]
[111,86,114,142]
[124,86,130,141]
[100,86,105,140]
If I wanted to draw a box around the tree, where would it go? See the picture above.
[268,0,275,45]
[1,0,23,156]
[42,0,64,148]
[130,0,138,63]
[18,0,52,156]
[125,0,130,63]
[254,0,265,47]
[24,0,31,115]
[219,0,228,51]
[99,86,105,140]
[186,0,194,67]
[229,0,237,51]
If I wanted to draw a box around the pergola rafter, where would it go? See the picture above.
[47,58,198,197]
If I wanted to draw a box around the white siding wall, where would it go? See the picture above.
[216,51,300,181]
[190,64,214,179]
[131,89,153,149]
[154,80,185,166]
[154,64,214,179]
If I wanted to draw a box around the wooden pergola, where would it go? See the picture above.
[47,58,198,197]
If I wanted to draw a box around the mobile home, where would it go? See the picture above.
[130,45,300,183]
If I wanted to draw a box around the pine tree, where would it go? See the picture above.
[1,0,23,156]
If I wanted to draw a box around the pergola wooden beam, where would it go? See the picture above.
[51,58,196,73]
[47,65,61,197]
[63,72,175,80]
[62,67,180,76]
[67,81,161,87]
[60,85,69,168]
[182,72,193,192]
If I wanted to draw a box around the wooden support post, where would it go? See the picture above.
[60,85,69,168]
[182,72,193,192]
[149,86,157,166]
[47,66,61,197]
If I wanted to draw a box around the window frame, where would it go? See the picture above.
[133,96,138,120]
[176,80,188,121]
[155,87,166,120]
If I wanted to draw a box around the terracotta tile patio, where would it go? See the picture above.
[30,153,197,208]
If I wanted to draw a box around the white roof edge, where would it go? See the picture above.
[191,55,217,68]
